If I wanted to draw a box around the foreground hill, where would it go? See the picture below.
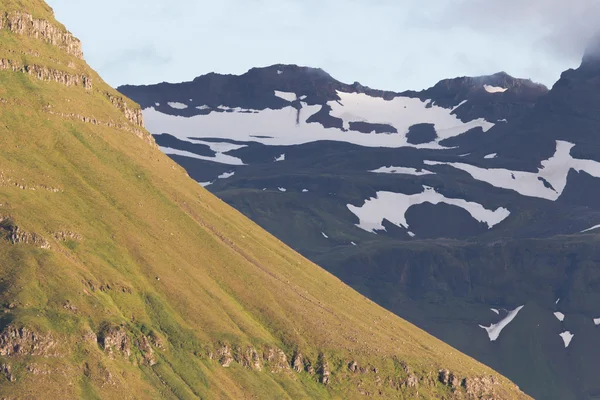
[120,37,600,399]
[0,1,528,399]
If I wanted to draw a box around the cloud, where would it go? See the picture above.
[421,0,600,63]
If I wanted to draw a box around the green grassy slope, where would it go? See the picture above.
[0,1,529,398]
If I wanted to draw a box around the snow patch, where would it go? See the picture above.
[184,139,246,165]
[479,305,524,341]
[370,166,435,176]
[155,102,160,107]
[321,232,329,238]
[347,186,510,233]
[581,224,600,233]
[278,187,287,192]
[484,153,497,159]
[302,189,309,192]
[274,90,297,102]
[425,140,600,201]
[556,298,560,304]
[168,102,188,109]
[594,318,600,325]
[452,100,468,111]
[277,70,283,75]
[484,85,508,93]
[275,153,285,162]
[351,241,357,246]
[491,308,500,315]
[199,181,213,187]
[159,146,245,166]
[554,312,565,321]
[217,171,235,179]
[407,231,416,237]
[559,331,574,348]
[196,105,211,110]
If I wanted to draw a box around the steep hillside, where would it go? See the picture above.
[0,2,529,399]
[120,40,600,399]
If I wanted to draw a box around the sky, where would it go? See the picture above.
[46,0,600,91]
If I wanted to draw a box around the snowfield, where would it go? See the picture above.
[347,186,510,233]
[142,90,495,150]
[425,141,600,201]
[480,305,525,341]
[484,85,508,93]
[168,102,188,109]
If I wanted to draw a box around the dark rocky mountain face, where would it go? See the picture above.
[119,59,600,400]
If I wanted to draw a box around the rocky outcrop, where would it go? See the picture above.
[439,369,502,398]
[0,12,83,59]
[462,376,499,398]
[264,347,289,373]
[43,107,153,145]
[0,58,91,89]
[217,344,233,367]
[318,356,330,385]
[105,92,145,128]
[0,217,50,249]
[136,335,157,366]
[53,231,82,242]
[0,325,56,357]
[1,363,15,382]
[292,352,304,373]
[235,346,262,371]
[98,325,131,358]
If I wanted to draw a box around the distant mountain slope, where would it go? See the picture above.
[0,1,529,399]
[121,46,600,398]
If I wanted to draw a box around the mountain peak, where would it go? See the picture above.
[580,32,600,70]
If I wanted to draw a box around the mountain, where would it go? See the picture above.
[120,49,600,399]
[0,1,531,399]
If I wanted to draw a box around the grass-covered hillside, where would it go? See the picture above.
[0,1,529,398]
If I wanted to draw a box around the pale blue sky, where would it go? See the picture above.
[47,0,600,91]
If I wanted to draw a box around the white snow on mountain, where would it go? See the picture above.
[159,145,245,166]
[278,187,287,192]
[277,70,283,75]
[322,232,329,238]
[347,186,510,233]
[370,166,435,176]
[491,308,500,315]
[479,305,525,341]
[142,90,495,150]
[560,331,574,348]
[581,224,600,233]
[217,171,235,179]
[328,92,494,144]
[425,141,600,201]
[302,189,309,192]
[484,153,497,159]
[275,153,285,162]
[484,85,508,93]
[452,100,468,111]
[168,102,188,109]
[554,312,565,321]
[196,105,211,110]
[274,90,297,102]
[594,318,600,325]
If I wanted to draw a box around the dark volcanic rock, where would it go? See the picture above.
[405,123,437,145]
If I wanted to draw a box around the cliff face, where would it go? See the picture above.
[0,11,83,59]
[0,1,529,399]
